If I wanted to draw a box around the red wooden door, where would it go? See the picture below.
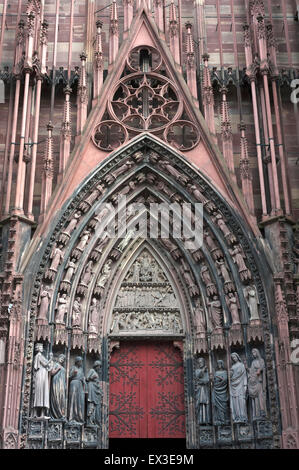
[109,341,185,438]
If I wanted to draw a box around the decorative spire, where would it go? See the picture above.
[94,20,103,99]
[202,53,216,136]
[109,0,119,65]
[59,85,72,180]
[77,52,88,134]
[40,20,48,75]
[26,11,36,68]
[169,1,180,65]
[40,122,54,216]
[266,23,278,78]
[185,22,197,101]
[239,121,255,216]
[14,20,25,74]
[220,86,235,181]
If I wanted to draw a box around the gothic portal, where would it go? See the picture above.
[0,0,298,450]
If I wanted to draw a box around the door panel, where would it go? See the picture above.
[109,341,185,439]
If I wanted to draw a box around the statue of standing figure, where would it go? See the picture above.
[68,356,86,424]
[229,353,248,423]
[32,343,53,419]
[212,360,229,425]
[247,348,267,420]
[195,357,211,425]
[49,354,67,420]
[86,360,103,426]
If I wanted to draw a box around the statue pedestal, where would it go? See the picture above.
[247,319,263,342]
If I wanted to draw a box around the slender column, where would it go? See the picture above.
[40,122,54,217]
[267,23,291,216]
[154,0,164,32]
[220,86,235,181]
[0,0,8,67]
[59,85,72,181]
[243,23,267,216]
[185,22,198,101]
[50,0,60,122]
[93,20,103,100]
[257,15,281,212]
[109,0,119,67]
[67,0,74,81]
[123,0,133,37]
[202,53,216,137]
[239,122,255,216]
[27,20,48,218]
[76,52,88,135]
[169,1,180,66]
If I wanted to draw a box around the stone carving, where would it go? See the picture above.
[213,213,236,244]
[55,293,68,325]
[188,185,216,214]
[244,285,260,320]
[203,230,222,260]
[230,353,248,423]
[72,230,90,259]
[179,260,199,297]
[200,265,217,296]
[158,159,189,185]
[216,259,234,293]
[115,286,177,309]
[88,205,110,230]
[193,299,206,334]
[86,360,103,426]
[45,244,64,280]
[195,357,211,425]
[72,297,82,329]
[212,360,229,425]
[111,310,182,334]
[37,286,51,322]
[32,343,52,418]
[61,258,77,292]
[77,260,94,295]
[207,296,222,329]
[117,229,136,252]
[90,234,110,262]
[68,356,86,424]
[159,237,181,260]
[49,354,66,420]
[94,259,112,296]
[226,292,240,325]
[247,349,267,420]
[104,159,135,185]
[88,298,99,337]
[229,245,252,282]
[79,184,105,213]
[59,212,81,244]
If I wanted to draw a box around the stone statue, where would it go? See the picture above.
[76,231,90,252]
[56,293,68,324]
[118,229,136,252]
[229,353,248,423]
[195,357,211,425]
[227,292,240,325]
[216,259,232,284]
[96,260,112,288]
[88,298,99,335]
[37,286,51,322]
[72,297,82,328]
[207,296,222,329]
[59,212,81,242]
[212,360,229,425]
[159,159,189,185]
[247,348,267,420]
[63,258,77,282]
[49,354,66,420]
[49,244,64,271]
[229,245,251,281]
[104,159,135,184]
[244,285,260,321]
[86,360,103,426]
[193,299,206,334]
[68,356,86,424]
[81,260,94,285]
[32,343,52,418]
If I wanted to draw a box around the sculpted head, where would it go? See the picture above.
[198,357,205,368]
[35,343,43,353]
[231,353,240,363]
[75,356,83,366]
[252,348,259,359]
[58,354,65,364]
[217,360,224,370]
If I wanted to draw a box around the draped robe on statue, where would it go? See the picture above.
[50,361,66,419]
[33,352,50,409]
[212,368,228,424]
[68,365,85,423]
[230,355,248,423]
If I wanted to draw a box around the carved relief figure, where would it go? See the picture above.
[229,245,252,281]
[72,297,82,328]
[56,293,68,324]
[81,260,94,285]
[68,356,86,424]
[193,299,206,334]
[59,212,81,243]
[212,360,229,425]
[86,360,103,426]
[96,260,112,288]
[63,258,77,282]
[49,244,64,271]
[37,286,51,321]
[244,285,260,321]
[227,292,240,325]
[229,353,248,423]
[207,296,222,329]
[50,354,66,420]
[195,357,211,425]
[247,348,267,419]
[32,343,52,418]
[88,298,99,335]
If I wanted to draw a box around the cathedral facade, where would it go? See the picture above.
[0,0,298,449]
